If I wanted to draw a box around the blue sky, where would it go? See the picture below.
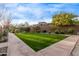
[0,3,79,25]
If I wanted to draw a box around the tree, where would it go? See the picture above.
[52,12,77,34]
[33,26,40,33]
[52,12,77,26]
[16,22,29,32]
[24,22,29,27]
[23,27,30,32]
[0,7,11,31]
[0,5,11,42]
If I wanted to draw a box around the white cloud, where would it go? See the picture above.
[46,4,65,12]
[5,3,18,8]
[32,8,44,18]
[11,19,38,25]
[11,18,51,25]
[46,8,60,12]
[48,4,65,8]
[53,4,65,8]
[17,5,31,12]
[12,12,26,19]
[16,5,44,19]
[11,19,27,24]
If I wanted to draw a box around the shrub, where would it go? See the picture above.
[0,32,3,38]
[60,30,65,34]
[54,29,60,34]
[67,28,75,34]
[3,29,8,36]
[54,27,75,34]
[3,31,8,36]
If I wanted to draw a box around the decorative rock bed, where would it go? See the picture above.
[0,32,8,56]
[0,47,8,56]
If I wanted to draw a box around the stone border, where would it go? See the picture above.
[0,42,8,48]
[0,42,8,56]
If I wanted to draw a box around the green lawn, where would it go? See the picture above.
[16,33,67,51]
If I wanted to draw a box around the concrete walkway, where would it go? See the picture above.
[8,33,79,56]
[71,36,79,56]
[36,35,79,56]
[8,33,36,56]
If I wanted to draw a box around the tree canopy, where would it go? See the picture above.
[52,12,77,26]
[0,8,11,28]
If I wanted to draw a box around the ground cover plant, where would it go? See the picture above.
[16,33,67,51]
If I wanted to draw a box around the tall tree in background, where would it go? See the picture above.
[0,4,11,34]
[52,12,77,26]
[52,12,77,34]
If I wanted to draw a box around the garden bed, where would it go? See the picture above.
[0,31,8,43]
[0,47,8,56]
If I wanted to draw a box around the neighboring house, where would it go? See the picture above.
[30,22,53,33]
[38,22,52,33]
[72,17,79,20]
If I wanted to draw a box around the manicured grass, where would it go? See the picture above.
[16,33,67,51]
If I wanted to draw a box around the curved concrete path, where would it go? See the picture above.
[7,33,79,56]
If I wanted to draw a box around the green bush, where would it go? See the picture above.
[60,30,65,34]
[54,29,60,34]
[54,27,75,34]
[67,28,75,34]
[3,29,8,36]
[54,28,64,34]
[0,32,3,38]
